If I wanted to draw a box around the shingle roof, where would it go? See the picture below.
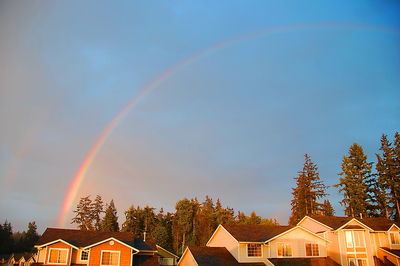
[381,247,400,258]
[222,224,293,242]
[269,257,340,266]
[36,228,156,251]
[188,247,265,266]
[309,216,400,231]
[12,252,34,261]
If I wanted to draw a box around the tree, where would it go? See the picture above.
[320,200,335,216]
[289,154,327,225]
[376,133,400,220]
[91,195,104,231]
[71,196,94,230]
[101,199,119,232]
[334,143,373,218]
[0,220,14,254]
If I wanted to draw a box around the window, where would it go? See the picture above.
[305,243,319,256]
[277,243,292,257]
[101,251,119,266]
[345,231,365,248]
[80,250,89,261]
[390,232,400,245]
[247,244,262,257]
[48,248,68,264]
[348,258,367,266]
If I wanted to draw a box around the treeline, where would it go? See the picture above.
[289,132,400,224]
[71,195,278,255]
[0,221,40,254]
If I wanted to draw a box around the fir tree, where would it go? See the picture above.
[321,200,335,216]
[71,196,94,230]
[289,154,327,225]
[101,199,119,232]
[0,220,14,254]
[376,133,400,220]
[91,195,104,231]
[334,143,373,218]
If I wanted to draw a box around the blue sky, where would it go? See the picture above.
[0,0,399,232]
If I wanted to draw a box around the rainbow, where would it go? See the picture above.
[57,23,399,227]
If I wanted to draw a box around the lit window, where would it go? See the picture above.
[48,248,68,264]
[277,243,292,257]
[305,243,319,256]
[345,231,365,248]
[390,232,400,245]
[101,251,119,266]
[348,258,367,266]
[80,250,89,261]
[247,244,262,257]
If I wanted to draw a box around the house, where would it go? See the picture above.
[156,245,178,266]
[34,228,177,266]
[6,252,36,266]
[178,224,338,266]
[298,216,400,266]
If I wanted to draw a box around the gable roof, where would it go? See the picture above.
[222,224,293,242]
[188,247,265,266]
[380,247,400,259]
[309,216,400,231]
[269,257,340,266]
[36,228,156,251]
[12,253,34,262]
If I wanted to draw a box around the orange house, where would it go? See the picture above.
[34,228,174,266]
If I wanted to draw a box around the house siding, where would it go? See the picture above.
[89,241,132,266]
[177,250,197,266]
[43,241,73,266]
[207,226,239,261]
[268,227,327,258]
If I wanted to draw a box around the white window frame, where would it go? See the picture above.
[80,250,89,261]
[100,250,120,266]
[389,232,400,245]
[304,243,320,257]
[277,243,292,257]
[47,248,69,265]
[348,258,367,266]
[345,231,365,248]
[247,243,263,258]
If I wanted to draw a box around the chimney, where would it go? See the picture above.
[359,213,363,219]
[143,231,146,242]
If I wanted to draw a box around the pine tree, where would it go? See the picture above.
[377,133,400,220]
[334,143,373,218]
[321,200,335,216]
[101,199,119,232]
[289,154,327,225]
[0,221,14,254]
[71,196,94,230]
[91,195,104,231]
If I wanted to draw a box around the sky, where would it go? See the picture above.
[0,0,399,233]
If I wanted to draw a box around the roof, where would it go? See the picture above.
[269,257,340,266]
[188,247,265,266]
[222,224,293,242]
[36,228,156,251]
[12,252,34,261]
[309,216,400,231]
[380,247,400,258]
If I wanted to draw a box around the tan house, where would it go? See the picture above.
[298,216,400,266]
[178,224,338,266]
[34,228,177,266]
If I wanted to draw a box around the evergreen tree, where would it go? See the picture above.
[101,199,119,232]
[248,211,261,225]
[0,221,14,254]
[376,133,400,220]
[71,196,94,230]
[91,195,104,231]
[334,143,373,218]
[289,154,327,225]
[122,205,141,236]
[321,200,335,216]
